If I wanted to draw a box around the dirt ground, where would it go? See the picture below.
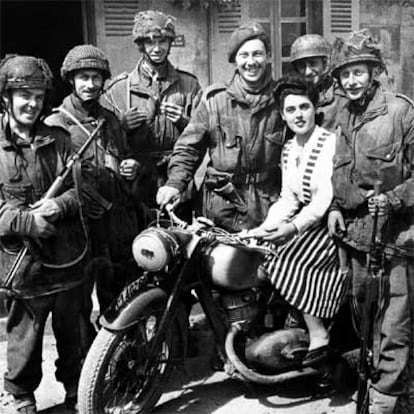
[0,318,356,414]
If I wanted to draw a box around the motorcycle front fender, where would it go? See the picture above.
[100,287,168,332]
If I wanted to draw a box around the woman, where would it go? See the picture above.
[246,75,347,367]
[328,30,414,414]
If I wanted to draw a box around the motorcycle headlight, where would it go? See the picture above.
[132,228,181,271]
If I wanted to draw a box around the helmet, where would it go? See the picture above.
[61,44,111,81]
[0,55,53,93]
[290,34,330,63]
[228,22,270,63]
[330,29,384,78]
[132,10,176,43]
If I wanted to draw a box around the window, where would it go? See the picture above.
[275,0,323,77]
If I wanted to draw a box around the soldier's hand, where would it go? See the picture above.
[28,211,56,238]
[366,192,390,217]
[120,158,140,180]
[160,102,184,124]
[30,199,62,223]
[328,210,345,237]
[156,185,181,209]
[121,107,147,131]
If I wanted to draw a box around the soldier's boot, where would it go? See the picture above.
[370,388,398,414]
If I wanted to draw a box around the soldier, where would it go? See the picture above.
[0,55,87,413]
[103,10,202,225]
[327,29,414,414]
[290,34,339,130]
[46,45,140,343]
[157,22,284,232]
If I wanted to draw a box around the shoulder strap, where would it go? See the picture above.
[57,107,91,137]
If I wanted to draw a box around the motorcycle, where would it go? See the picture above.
[78,207,357,413]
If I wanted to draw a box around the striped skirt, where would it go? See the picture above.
[264,223,347,319]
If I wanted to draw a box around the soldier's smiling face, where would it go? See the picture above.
[143,36,171,64]
[4,88,45,128]
[72,69,104,102]
[295,56,326,85]
[339,63,371,101]
[235,38,270,86]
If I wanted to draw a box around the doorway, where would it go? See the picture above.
[0,0,86,105]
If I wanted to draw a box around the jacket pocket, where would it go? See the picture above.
[366,142,401,191]
[332,155,366,209]
[366,142,399,162]
[211,125,242,170]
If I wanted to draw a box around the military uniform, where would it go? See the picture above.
[331,81,414,397]
[103,58,201,222]
[0,118,87,404]
[316,78,342,131]
[46,94,139,310]
[166,72,284,231]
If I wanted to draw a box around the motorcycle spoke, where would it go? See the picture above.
[98,314,173,413]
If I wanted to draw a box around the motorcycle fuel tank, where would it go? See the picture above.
[205,243,266,290]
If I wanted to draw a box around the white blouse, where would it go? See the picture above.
[262,125,336,234]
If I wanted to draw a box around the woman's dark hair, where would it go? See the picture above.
[274,74,319,110]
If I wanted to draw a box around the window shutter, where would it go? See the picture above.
[323,0,359,42]
[217,3,242,34]
[104,0,138,37]
[208,2,243,83]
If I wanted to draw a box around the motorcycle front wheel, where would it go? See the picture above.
[78,298,181,413]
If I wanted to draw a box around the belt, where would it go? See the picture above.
[231,170,275,185]
[206,167,276,188]
[136,150,172,159]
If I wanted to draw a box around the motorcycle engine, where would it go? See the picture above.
[221,289,262,330]
[132,227,181,271]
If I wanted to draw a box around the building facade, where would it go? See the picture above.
[1,0,414,98]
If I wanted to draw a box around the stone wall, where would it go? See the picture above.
[360,0,414,98]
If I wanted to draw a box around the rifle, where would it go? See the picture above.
[356,181,384,414]
[0,117,106,293]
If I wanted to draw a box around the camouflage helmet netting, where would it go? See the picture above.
[0,55,53,93]
[60,44,111,81]
[330,29,385,78]
[132,10,176,43]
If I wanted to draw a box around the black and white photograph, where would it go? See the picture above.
[0,1,414,413]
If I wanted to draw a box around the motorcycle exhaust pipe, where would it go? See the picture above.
[225,323,317,384]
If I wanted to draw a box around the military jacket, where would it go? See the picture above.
[46,94,139,261]
[103,58,201,208]
[167,75,284,231]
[331,86,414,251]
[0,118,87,296]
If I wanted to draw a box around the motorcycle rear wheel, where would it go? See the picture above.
[78,299,181,413]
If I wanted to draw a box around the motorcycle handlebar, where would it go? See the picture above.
[162,207,275,257]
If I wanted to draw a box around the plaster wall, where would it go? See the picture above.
[360,0,414,98]
[95,0,210,88]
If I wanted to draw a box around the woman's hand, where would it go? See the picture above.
[260,223,298,243]
[238,227,268,239]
